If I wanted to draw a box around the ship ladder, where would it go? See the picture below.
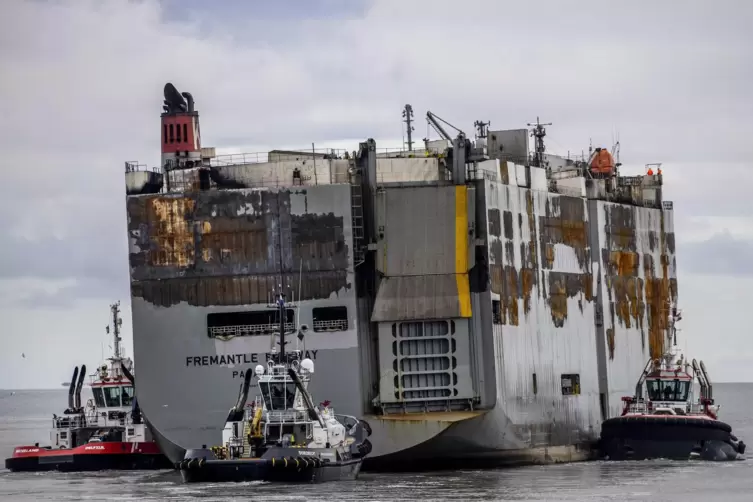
[350,178,366,267]
[242,420,252,457]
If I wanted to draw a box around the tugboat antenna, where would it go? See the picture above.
[111,301,122,360]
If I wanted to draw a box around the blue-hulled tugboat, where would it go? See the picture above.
[178,292,373,483]
[600,302,746,461]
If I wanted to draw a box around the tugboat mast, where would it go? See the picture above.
[276,293,287,365]
[109,301,123,360]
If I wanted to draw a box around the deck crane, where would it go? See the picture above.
[425,111,465,143]
[424,111,488,160]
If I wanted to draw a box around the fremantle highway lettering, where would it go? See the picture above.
[185,351,318,378]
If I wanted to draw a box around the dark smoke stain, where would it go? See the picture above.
[648,231,657,252]
[488,209,501,237]
[490,240,504,264]
[132,271,350,307]
[666,232,676,254]
[128,188,350,307]
[601,203,675,361]
[606,328,615,360]
[502,211,514,240]
[539,196,589,270]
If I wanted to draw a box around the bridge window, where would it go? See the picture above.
[312,306,348,332]
[122,386,134,407]
[647,379,689,402]
[183,123,188,143]
[92,387,106,408]
[103,386,122,407]
[176,122,182,142]
[561,373,580,396]
[169,124,174,143]
[163,124,168,145]
[207,309,296,338]
[259,381,296,411]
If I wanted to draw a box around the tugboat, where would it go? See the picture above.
[178,292,373,483]
[4,302,172,472]
[600,302,746,461]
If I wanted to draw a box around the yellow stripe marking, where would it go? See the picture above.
[454,186,472,317]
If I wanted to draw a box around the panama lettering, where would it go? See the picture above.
[185,351,318,378]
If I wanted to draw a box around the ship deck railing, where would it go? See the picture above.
[209,322,296,339]
[625,400,651,414]
[209,148,351,167]
[53,415,88,430]
[53,410,140,430]
[312,319,349,332]
[124,161,159,173]
[626,400,710,415]
[265,409,311,424]
[126,149,669,211]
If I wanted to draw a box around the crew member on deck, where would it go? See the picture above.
[663,384,674,401]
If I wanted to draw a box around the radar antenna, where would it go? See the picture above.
[474,120,490,139]
[527,117,552,167]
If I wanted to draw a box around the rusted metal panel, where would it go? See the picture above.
[127,185,353,306]
[484,179,602,446]
[487,186,593,327]
[371,275,467,322]
[592,200,678,417]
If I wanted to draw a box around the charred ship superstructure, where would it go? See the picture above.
[124,84,678,470]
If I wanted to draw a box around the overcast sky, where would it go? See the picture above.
[1,0,751,388]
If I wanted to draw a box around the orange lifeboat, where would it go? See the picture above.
[589,148,615,176]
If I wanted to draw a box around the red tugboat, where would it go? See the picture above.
[600,302,746,461]
[4,302,172,472]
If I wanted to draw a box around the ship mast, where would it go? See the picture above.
[110,301,123,360]
[276,293,287,365]
[527,117,552,167]
[402,104,414,152]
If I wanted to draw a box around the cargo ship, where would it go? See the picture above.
[123,83,677,470]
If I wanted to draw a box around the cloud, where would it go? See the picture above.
[679,232,753,276]
[0,0,752,385]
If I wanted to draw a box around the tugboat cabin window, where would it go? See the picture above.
[259,381,297,411]
[121,386,134,407]
[647,379,690,401]
[312,306,348,332]
[103,386,122,407]
[92,388,106,408]
[206,309,295,338]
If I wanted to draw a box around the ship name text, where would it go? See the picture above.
[185,351,319,371]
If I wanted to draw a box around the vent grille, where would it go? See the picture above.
[390,320,459,401]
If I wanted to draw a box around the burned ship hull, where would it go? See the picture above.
[125,85,677,469]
